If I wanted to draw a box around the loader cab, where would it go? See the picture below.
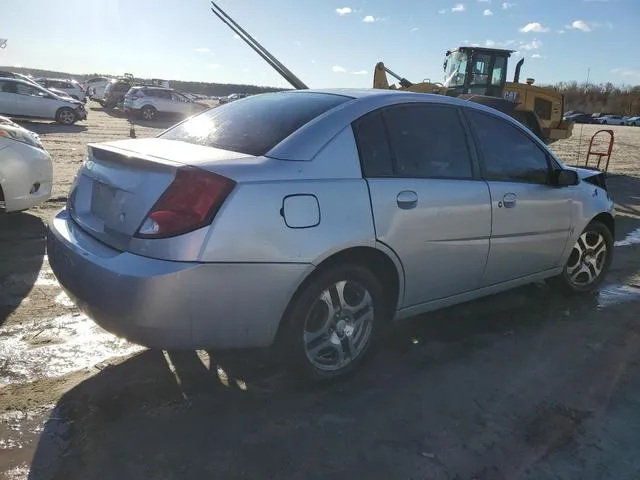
[443,47,512,97]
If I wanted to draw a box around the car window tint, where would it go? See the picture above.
[382,104,473,179]
[466,109,550,184]
[351,110,393,177]
[159,92,351,157]
[0,80,17,93]
[16,83,37,96]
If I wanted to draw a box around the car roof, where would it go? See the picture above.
[265,88,534,161]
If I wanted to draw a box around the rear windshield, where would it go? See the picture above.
[158,91,351,156]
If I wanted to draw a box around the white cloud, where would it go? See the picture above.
[194,47,210,53]
[519,22,549,33]
[410,27,419,32]
[611,68,640,78]
[485,39,497,47]
[478,0,491,2]
[570,20,591,32]
[207,64,221,69]
[513,51,521,56]
[351,70,368,75]
[452,4,465,12]
[483,9,493,15]
[294,40,302,46]
[557,29,566,34]
[332,65,347,73]
[336,7,352,15]
[531,53,542,58]
[502,2,514,8]
[363,15,376,22]
[520,39,542,50]
[438,8,447,13]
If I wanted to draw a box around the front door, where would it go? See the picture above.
[465,109,572,285]
[352,103,492,308]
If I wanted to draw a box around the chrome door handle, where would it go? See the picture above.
[502,192,517,208]
[397,190,418,210]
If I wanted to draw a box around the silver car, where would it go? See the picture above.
[47,89,615,381]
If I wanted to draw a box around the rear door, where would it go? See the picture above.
[353,103,492,308]
[464,108,572,285]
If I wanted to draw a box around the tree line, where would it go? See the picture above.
[544,81,640,116]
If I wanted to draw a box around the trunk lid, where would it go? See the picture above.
[69,139,255,251]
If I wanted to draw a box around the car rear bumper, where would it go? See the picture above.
[47,208,313,350]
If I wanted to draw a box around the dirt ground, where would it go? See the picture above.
[1,107,639,480]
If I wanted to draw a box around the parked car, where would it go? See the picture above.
[624,116,640,126]
[563,112,593,124]
[123,86,209,120]
[0,78,87,124]
[47,89,615,381]
[85,77,111,102]
[35,78,86,102]
[595,115,626,125]
[0,115,52,212]
[218,92,251,104]
[101,78,133,108]
[0,71,74,99]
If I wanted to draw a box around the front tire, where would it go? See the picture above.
[283,264,385,382]
[548,221,613,294]
[55,107,77,125]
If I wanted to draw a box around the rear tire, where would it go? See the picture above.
[282,264,385,382]
[55,107,77,125]
[547,221,613,294]
[140,105,157,121]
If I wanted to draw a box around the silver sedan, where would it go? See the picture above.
[47,89,615,381]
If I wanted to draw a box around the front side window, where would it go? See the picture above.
[382,104,474,179]
[466,109,550,184]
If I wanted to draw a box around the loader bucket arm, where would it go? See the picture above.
[373,62,414,89]
[209,1,308,90]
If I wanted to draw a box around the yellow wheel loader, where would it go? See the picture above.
[374,47,574,144]
[208,1,572,145]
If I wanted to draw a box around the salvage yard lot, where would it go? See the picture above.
[1,105,640,479]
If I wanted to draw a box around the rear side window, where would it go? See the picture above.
[159,92,351,156]
[351,110,393,177]
[382,104,474,179]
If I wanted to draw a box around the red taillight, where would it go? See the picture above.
[135,167,236,239]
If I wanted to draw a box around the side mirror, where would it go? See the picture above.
[554,169,579,187]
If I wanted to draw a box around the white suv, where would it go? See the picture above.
[85,77,111,102]
[0,78,87,124]
[123,86,209,120]
[35,78,87,102]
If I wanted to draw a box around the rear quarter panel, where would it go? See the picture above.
[198,126,378,264]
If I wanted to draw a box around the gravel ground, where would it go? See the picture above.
[0,108,639,480]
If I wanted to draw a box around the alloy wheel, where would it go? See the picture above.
[566,230,608,287]
[303,280,375,372]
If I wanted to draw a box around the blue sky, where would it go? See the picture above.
[1,0,639,88]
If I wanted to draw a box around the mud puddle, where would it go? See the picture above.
[0,312,144,387]
[0,405,69,480]
[615,227,640,247]
[597,284,640,309]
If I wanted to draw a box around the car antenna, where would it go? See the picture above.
[209,1,308,90]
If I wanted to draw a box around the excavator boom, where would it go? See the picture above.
[209,1,308,90]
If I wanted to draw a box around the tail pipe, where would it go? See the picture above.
[210,1,308,90]
[513,58,525,83]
